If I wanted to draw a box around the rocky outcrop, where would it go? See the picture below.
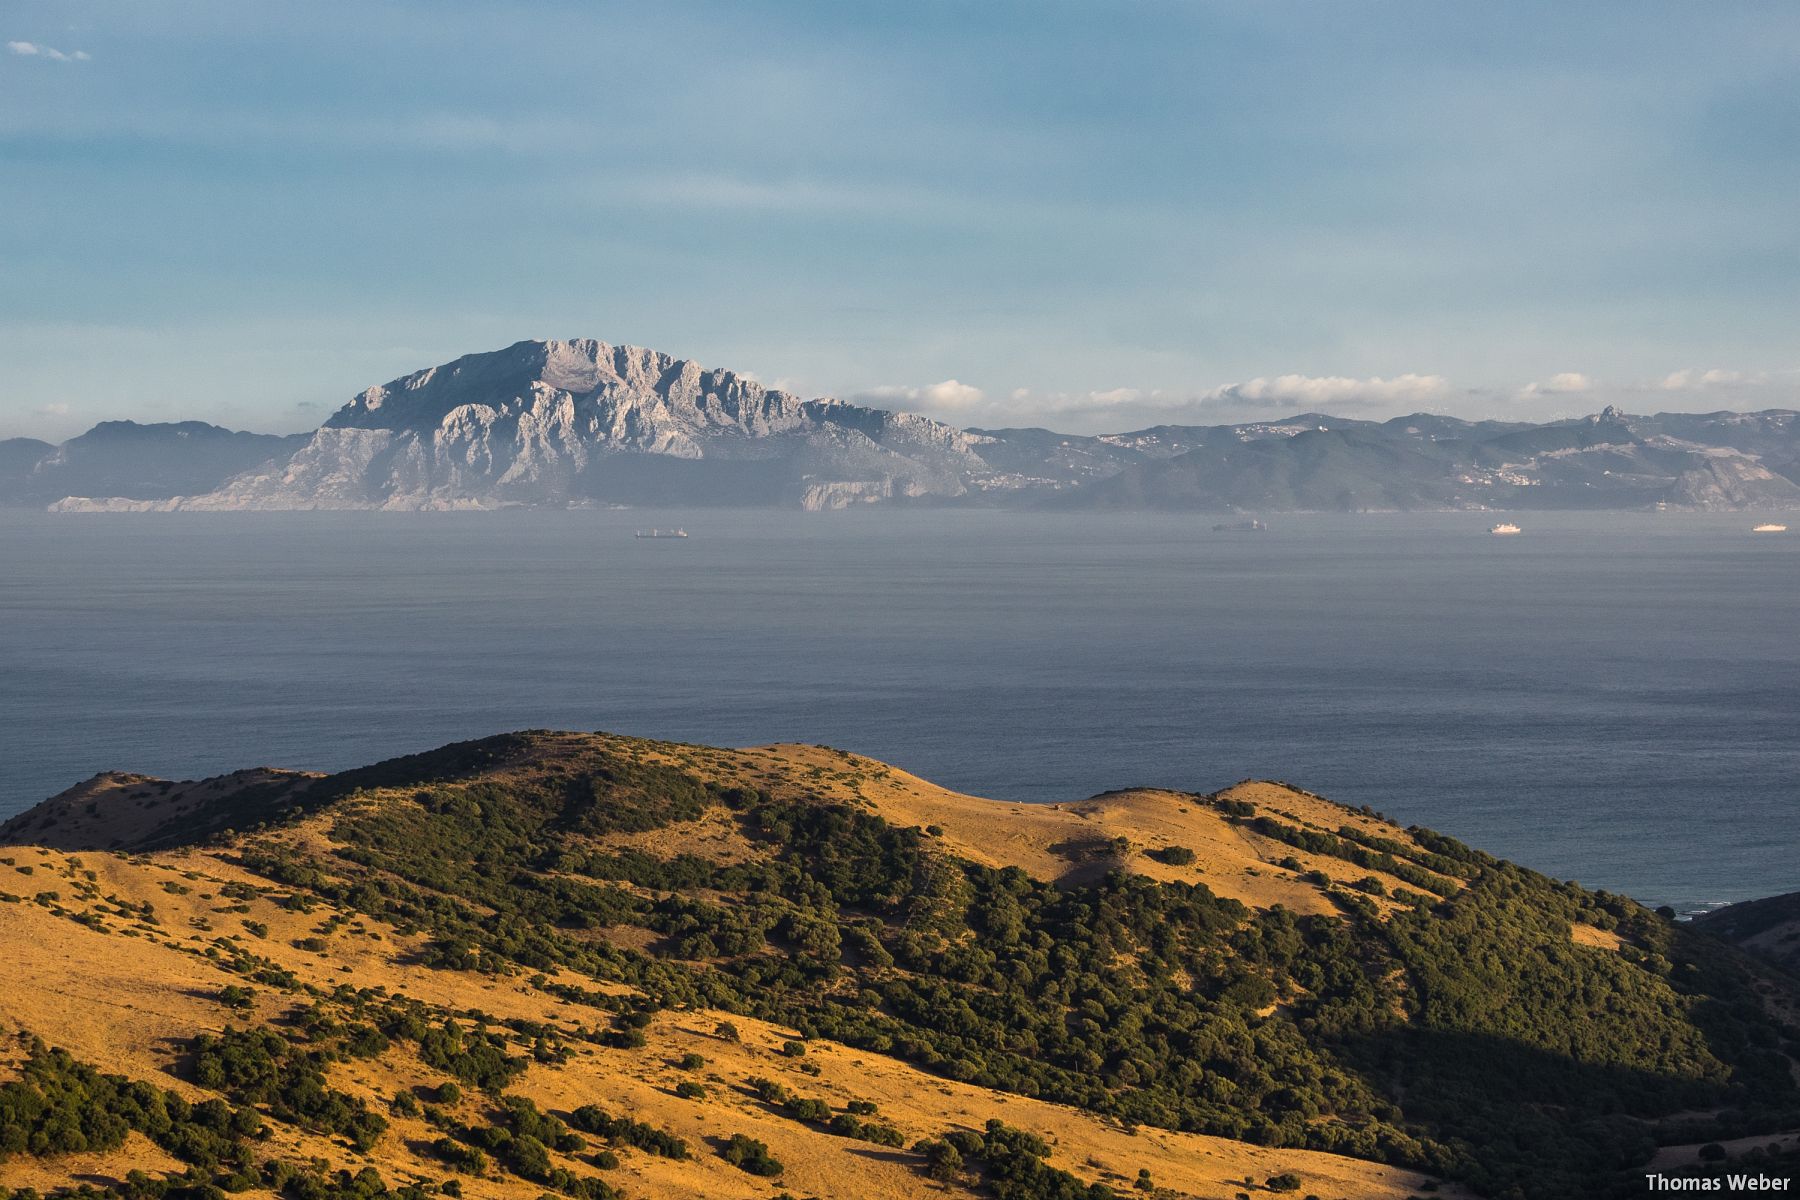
[109,339,995,509]
[1665,454,1800,510]
[797,478,894,510]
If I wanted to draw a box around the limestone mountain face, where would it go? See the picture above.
[117,339,996,511]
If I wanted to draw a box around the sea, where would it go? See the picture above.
[1,508,1794,914]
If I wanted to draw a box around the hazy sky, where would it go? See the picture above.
[4,1,1798,439]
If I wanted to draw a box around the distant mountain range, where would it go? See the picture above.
[9,338,1799,511]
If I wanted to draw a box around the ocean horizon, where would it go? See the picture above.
[3,506,1794,914]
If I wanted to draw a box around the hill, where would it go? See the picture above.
[1695,891,1800,977]
[0,422,308,508]
[3,733,1798,1199]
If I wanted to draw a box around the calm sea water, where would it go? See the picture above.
[1,509,1794,912]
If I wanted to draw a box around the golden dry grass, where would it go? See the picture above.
[0,750,1474,1200]
[0,769,319,853]
[1569,922,1626,952]
[748,746,1462,918]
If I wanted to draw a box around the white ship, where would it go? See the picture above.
[1751,523,1788,533]
[1490,522,1521,535]
[634,528,689,539]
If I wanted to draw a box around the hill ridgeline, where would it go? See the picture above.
[2,730,1797,1200]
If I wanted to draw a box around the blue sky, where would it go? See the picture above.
[3,0,1797,438]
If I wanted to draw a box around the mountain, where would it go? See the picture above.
[15,340,1800,511]
[1068,425,1466,511]
[0,422,308,507]
[957,415,1386,497]
[53,340,994,512]
[0,436,55,474]
[2,731,1797,1199]
[1068,406,1800,512]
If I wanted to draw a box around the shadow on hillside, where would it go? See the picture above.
[1047,837,1126,889]
[1333,1024,1755,1196]
[842,1144,919,1167]
[1343,1021,1727,1113]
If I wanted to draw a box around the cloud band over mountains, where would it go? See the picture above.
[852,367,1797,430]
[858,372,1456,426]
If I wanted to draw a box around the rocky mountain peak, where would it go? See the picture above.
[59,338,993,510]
[325,338,798,434]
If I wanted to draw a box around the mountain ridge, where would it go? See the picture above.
[9,339,1800,511]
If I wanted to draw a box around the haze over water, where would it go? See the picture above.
[2,509,1793,912]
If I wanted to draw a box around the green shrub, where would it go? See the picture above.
[567,1106,687,1159]
[720,1133,782,1176]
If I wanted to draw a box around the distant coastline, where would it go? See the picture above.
[7,340,1799,513]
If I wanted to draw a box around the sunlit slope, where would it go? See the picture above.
[4,729,1797,1200]
[0,840,1442,1200]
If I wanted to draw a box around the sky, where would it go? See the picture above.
[3,0,1798,440]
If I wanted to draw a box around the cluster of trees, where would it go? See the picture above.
[432,1097,614,1199]
[1,1042,263,1192]
[1,1044,249,1165]
[743,1078,904,1146]
[208,744,1800,1200]
[566,1105,688,1159]
[1244,816,1461,898]
[913,1122,1114,1200]
[416,1022,526,1093]
[188,1028,386,1152]
[0,1163,450,1200]
[718,1133,781,1176]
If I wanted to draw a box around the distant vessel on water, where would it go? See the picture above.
[1490,523,1521,536]
[1212,519,1266,532]
[1751,523,1788,533]
[635,528,689,539]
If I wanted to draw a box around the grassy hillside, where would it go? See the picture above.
[3,732,1797,1200]
[1696,892,1800,977]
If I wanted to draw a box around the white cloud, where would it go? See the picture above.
[1659,368,1764,391]
[853,379,986,413]
[33,402,72,417]
[853,373,1458,431]
[1518,371,1593,397]
[8,40,90,62]
[1201,372,1452,411]
[916,385,1168,420]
